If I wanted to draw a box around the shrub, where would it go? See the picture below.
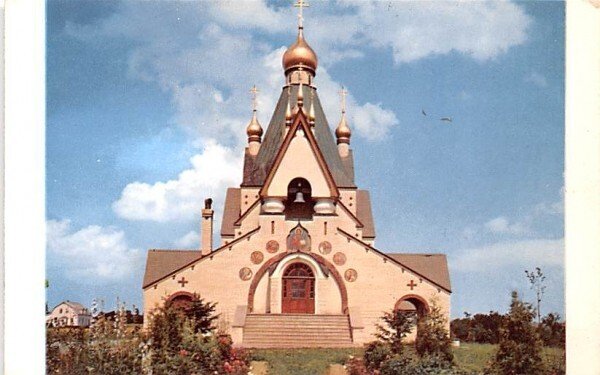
[539,313,566,348]
[486,291,545,375]
[379,353,412,374]
[363,341,393,370]
[46,299,248,375]
[375,309,416,354]
[415,298,453,363]
[345,355,370,375]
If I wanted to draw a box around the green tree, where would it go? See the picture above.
[375,309,417,354]
[180,294,218,334]
[539,312,566,348]
[415,298,453,363]
[487,291,545,375]
[525,267,546,324]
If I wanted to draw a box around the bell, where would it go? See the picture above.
[294,191,305,203]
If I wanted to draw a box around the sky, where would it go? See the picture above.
[46,0,565,319]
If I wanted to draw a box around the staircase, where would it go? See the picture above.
[242,314,354,348]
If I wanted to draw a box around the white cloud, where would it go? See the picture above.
[485,216,530,235]
[113,141,242,222]
[451,238,564,273]
[64,1,530,144]
[46,220,142,282]
[525,72,549,88]
[174,230,199,248]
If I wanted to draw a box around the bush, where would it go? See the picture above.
[379,353,412,374]
[539,313,566,348]
[415,299,453,363]
[375,309,416,354]
[486,291,545,375]
[46,299,249,375]
[363,341,392,370]
[450,312,504,344]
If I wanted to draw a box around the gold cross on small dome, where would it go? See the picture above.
[338,86,348,113]
[294,0,310,28]
[249,85,259,111]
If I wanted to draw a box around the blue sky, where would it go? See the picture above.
[46,0,564,318]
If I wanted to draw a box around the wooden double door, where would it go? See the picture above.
[281,263,315,314]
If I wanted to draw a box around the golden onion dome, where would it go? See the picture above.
[282,27,318,75]
[335,112,351,144]
[246,111,263,142]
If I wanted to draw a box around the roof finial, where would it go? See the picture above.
[339,86,348,114]
[250,85,259,112]
[294,0,310,30]
[246,85,263,144]
[336,86,351,145]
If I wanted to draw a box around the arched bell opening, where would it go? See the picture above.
[281,262,315,314]
[285,177,314,220]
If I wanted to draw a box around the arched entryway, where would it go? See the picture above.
[394,294,430,340]
[394,294,430,318]
[166,291,195,310]
[282,262,315,314]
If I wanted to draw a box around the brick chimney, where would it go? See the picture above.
[201,198,214,255]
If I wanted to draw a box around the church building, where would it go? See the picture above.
[143,6,450,348]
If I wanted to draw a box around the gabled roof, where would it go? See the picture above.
[356,190,376,238]
[243,85,355,188]
[259,105,339,198]
[337,228,451,292]
[50,301,89,315]
[143,227,261,289]
[220,188,241,237]
[143,250,201,288]
[387,253,451,292]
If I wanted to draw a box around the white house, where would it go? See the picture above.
[46,301,92,328]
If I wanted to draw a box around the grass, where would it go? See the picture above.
[453,343,565,373]
[250,348,362,375]
[250,344,565,374]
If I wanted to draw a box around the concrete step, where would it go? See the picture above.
[242,314,354,348]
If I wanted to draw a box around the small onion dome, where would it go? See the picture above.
[335,112,351,144]
[246,111,263,142]
[282,27,318,75]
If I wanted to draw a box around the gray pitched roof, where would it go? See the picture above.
[387,253,451,292]
[143,250,201,288]
[243,85,355,188]
[356,190,376,238]
[220,188,241,237]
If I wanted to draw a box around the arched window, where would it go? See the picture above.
[285,178,313,220]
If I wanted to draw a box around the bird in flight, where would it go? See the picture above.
[421,109,427,116]
[440,117,453,123]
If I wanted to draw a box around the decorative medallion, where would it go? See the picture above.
[344,269,358,282]
[239,267,253,281]
[287,225,311,252]
[318,241,332,255]
[266,240,279,253]
[333,252,347,266]
[251,251,264,264]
